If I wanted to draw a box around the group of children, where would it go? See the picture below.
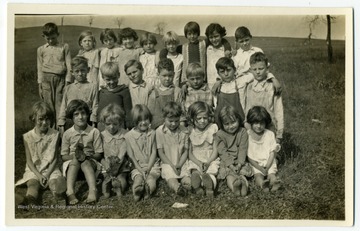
[16,20,284,206]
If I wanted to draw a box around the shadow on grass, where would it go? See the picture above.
[277,132,301,168]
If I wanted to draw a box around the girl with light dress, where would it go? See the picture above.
[139,32,160,86]
[15,101,66,206]
[246,106,281,192]
[125,104,160,202]
[187,101,219,197]
[77,30,100,86]
[99,103,131,198]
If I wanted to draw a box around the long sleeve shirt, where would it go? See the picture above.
[37,42,72,83]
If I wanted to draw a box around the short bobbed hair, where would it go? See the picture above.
[100,28,118,44]
[162,31,180,45]
[118,27,138,44]
[65,99,90,120]
[78,30,97,48]
[205,23,226,38]
[246,106,272,128]
[218,105,244,131]
[131,104,152,127]
[184,21,200,37]
[29,101,54,125]
[100,103,125,124]
[139,32,157,47]
[187,101,213,126]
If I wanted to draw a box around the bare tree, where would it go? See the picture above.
[154,22,167,35]
[115,17,124,29]
[303,15,336,63]
[89,16,94,27]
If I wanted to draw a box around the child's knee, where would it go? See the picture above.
[49,177,67,194]
[27,179,40,189]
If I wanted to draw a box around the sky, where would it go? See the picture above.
[14,12,346,40]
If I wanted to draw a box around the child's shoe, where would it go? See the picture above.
[112,179,123,197]
[191,172,201,190]
[202,173,214,198]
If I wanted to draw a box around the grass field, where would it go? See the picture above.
[13,25,347,220]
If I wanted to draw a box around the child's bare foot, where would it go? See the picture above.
[262,180,270,193]
[85,190,97,204]
[143,183,151,200]
[239,176,248,197]
[176,185,187,197]
[232,179,242,196]
[133,185,143,202]
[67,194,79,205]
[202,174,214,198]
[270,180,281,192]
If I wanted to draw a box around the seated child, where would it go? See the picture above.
[159,31,183,87]
[118,27,144,86]
[156,102,191,196]
[98,62,132,130]
[125,105,160,201]
[61,99,103,204]
[77,30,100,86]
[147,58,182,129]
[99,104,131,198]
[58,56,98,131]
[246,106,281,192]
[187,101,219,197]
[214,106,253,197]
[139,32,159,86]
[125,60,154,107]
[244,52,284,141]
[15,101,66,206]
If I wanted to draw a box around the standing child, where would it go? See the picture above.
[214,106,253,197]
[57,56,98,131]
[125,105,160,201]
[99,104,131,198]
[77,30,100,86]
[118,27,144,86]
[37,22,72,125]
[61,99,103,204]
[187,101,219,197]
[232,26,264,77]
[99,28,123,88]
[205,23,232,90]
[139,32,159,86]
[15,101,66,206]
[246,106,281,192]
[125,60,153,107]
[182,62,213,116]
[160,31,183,87]
[98,62,132,130]
[156,102,191,196]
[147,58,182,129]
[245,52,284,141]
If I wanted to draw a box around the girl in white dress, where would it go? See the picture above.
[187,101,219,197]
[246,106,281,192]
[15,101,66,206]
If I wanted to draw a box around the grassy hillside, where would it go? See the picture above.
[13,25,347,220]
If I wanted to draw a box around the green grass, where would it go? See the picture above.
[13,25,346,220]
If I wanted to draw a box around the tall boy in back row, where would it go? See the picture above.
[37,22,72,125]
